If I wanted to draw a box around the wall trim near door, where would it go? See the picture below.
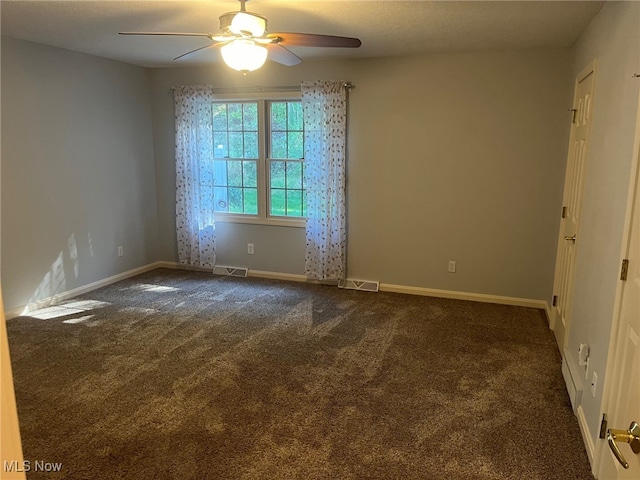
[5,261,549,319]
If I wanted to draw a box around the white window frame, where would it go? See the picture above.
[211,92,305,228]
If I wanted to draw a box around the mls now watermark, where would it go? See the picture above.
[4,460,63,473]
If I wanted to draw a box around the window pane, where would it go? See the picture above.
[214,186,229,212]
[227,161,243,187]
[271,189,285,216]
[228,103,243,131]
[228,187,244,213]
[287,102,303,130]
[243,103,258,130]
[286,190,303,217]
[271,132,287,159]
[288,132,303,160]
[271,102,286,131]
[229,132,244,159]
[243,161,257,188]
[213,160,228,186]
[213,131,228,158]
[244,132,258,158]
[271,161,285,188]
[213,104,228,131]
[286,162,302,189]
[244,188,258,215]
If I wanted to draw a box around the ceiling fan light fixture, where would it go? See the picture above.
[221,39,268,73]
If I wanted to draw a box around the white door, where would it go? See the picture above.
[596,95,640,479]
[551,61,596,351]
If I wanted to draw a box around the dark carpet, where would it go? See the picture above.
[7,268,594,479]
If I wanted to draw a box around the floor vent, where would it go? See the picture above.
[213,266,248,278]
[338,279,379,292]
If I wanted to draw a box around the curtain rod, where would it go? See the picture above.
[169,83,354,94]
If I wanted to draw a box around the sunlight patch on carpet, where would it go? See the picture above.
[26,299,109,320]
[126,283,179,293]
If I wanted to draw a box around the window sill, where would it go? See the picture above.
[214,214,306,228]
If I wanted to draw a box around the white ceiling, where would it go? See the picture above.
[0,1,604,68]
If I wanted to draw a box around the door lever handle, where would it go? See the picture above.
[607,421,640,469]
[564,234,576,244]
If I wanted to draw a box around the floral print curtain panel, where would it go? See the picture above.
[301,81,348,280]
[174,85,216,268]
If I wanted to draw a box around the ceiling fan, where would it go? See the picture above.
[120,0,362,73]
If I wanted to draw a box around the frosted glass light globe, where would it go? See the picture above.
[221,40,268,73]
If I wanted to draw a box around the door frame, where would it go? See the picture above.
[593,85,640,477]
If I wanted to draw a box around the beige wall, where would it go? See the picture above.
[1,37,158,312]
[151,49,572,300]
[1,39,575,307]
[564,0,640,455]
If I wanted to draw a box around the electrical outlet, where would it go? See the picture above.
[591,371,598,397]
[448,260,456,273]
[117,246,124,257]
[247,243,254,255]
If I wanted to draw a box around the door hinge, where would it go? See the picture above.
[620,259,629,281]
[561,206,567,219]
[600,413,608,439]
[552,295,558,307]
[568,108,577,124]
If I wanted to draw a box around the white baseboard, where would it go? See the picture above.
[6,262,547,319]
[544,303,554,330]
[5,262,166,320]
[154,261,212,273]
[576,404,595,464]
[249,269,339,286]
[248,269,309,283]
[562,349,594,468]
[562,355,583,413]
[379,282,547,310]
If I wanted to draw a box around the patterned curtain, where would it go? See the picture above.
[301,80,348,280]
[174,85,216,267]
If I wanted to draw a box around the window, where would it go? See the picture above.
[209,95,305,225]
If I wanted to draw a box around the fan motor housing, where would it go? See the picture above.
[219,11,268,34]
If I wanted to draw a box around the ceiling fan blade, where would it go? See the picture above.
[266,43,302,66]
[267,33,361,48]
[173,42,220,61]
[119,32,213,38]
